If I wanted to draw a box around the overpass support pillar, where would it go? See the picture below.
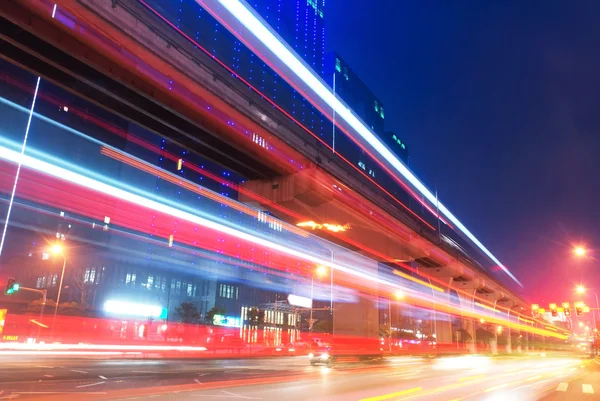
[455,285,481,353]
[433,277,454,351]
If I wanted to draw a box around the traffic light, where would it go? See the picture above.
[4,278,19,295]
[550,303,558,317]
[562,302,571,317]
[532,304,539,317]
[576,305,583,317]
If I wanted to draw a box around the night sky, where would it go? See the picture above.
[326,0,600,303]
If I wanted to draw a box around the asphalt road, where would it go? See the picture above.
[0,353,597,400]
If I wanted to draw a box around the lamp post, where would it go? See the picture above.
[388,290,404,351]
[309,266,327,332]
[576,285,600,330]
[50,244,67,325]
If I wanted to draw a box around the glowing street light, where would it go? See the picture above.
[316,265,328,277]
[49,244,67,323]
[309,266,330,332]
[575,286,600,330]
[574,246,587,257]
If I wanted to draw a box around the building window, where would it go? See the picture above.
[126,272,136,286]
[335,58,341,72]
[374,101,379,112]
[380,107,384,119]
[147,275,154,290]
[41,276,47,288]
[186,283,193,297]
[219,284,239,299]
[84,267,97,284]
[36,277,42,288]
[51,274,58,287]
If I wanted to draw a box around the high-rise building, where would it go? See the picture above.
[323,52,409,167]
[143,0,328,139]
[323,52,385,137]
[384,131,409,165]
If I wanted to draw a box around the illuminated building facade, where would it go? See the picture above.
[142,0,328,140]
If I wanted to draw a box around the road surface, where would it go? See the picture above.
[0,353,597,400]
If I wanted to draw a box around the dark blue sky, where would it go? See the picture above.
[327,0,600,302]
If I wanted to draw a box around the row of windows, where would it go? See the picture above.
[84,267,104,284]
[118,268,207,298]
[36,274,58,289]
[219,284,239,299]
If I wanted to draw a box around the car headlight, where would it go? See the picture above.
[320,353,329,360]
[308,353,314,358]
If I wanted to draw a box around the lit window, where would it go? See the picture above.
[147,275,154,289]
[41,276,47,288]
[187,283,193,297]
[52,274,57,287]
[36,277,42,288]
[335,58,341,72]
[380,107,384,119]
[374,101,379,112]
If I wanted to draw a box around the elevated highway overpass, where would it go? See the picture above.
[0,0,562,346]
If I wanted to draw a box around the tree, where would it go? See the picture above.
[70,265,88,309]
[205,306,226,324]
[22,299,55,315]
[22,300,87,317]
[175,302,201,324]
[312,320,332,333]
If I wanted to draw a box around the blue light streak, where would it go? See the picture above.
[204,0,522,287]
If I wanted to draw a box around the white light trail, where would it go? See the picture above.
[0,146,400,291]
[205,0,521,286]
[0,76,40,256]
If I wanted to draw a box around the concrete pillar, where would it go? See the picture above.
[497,300,516,354]
[332,250,380,357]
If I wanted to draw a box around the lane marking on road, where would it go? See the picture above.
[98,375,107,380]
[197,373,211,377]
[484,383,509,393]
[583,384,594,394]
[526,375,543,381]
[194,379,203,384]
[14,391,107,394]
[191,390,262,399]
[359,387,422,401]
[458,375,485,382]
[556,383,568,392]
[43,375,53,378]
[75,381,106,389]
[70,369,88,374]
[35,366,54,369]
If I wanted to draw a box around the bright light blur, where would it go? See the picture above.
[395,290,404,299]
[576,285,586,294]
[50,244,63,254]
[103,300,167,319]
[574,246,587,257]
[316,265,328,277]
[433,355,491,371]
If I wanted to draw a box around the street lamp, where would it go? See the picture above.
[574,246,587,258]
[50,245,67,320]
[309,266,328,331]
[575,285,600,330]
